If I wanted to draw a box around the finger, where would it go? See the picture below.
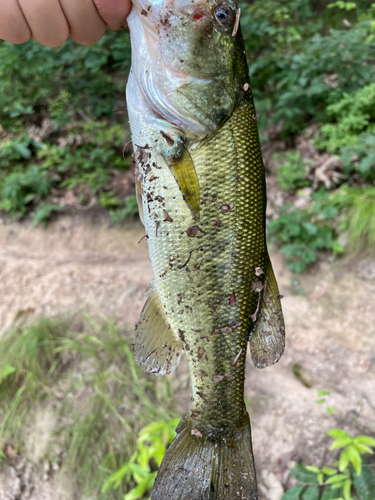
[59,0,106,45]
[0,0,31,44]
[18,0,69,47]
[92,0,131,30]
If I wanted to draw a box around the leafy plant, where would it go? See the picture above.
[109,195,139,224]
[316,83,375,153]
[268,201,337,273]
[282,430,375,500]
[0,165,51,218]
[102,418,179,500]
[243,1,375,137]
[340,133,375,180]
[32,203,65,227]
[273,152,311,191]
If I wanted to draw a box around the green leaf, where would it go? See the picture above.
[339,449,349,472]
[290,464,319,484]
[353,466,375,500]
[305,466,321,473]
[14,143,32,159]
[323,467,338,476]
[318,473,324,485]
[282,485,306,500]
[353,443,374,455]
[331,482,345,489]
[302,486,320,500]
[347,444,362,476]
[328,430,351,440]
[343,479,352,500]
[0,365,16,384]
[317,390,331,397]
[123,472,157,500]
[355,436,375,448]
[331,438,353,450]
[321,488,342,500]
[326,475,348,484]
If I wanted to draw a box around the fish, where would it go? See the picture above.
[126,0,286,498]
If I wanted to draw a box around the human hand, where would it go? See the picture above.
[0,0,132,47]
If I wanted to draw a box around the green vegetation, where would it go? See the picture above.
[273,152,312,191]
[0,315,177,499]
[282,430,375,500]
[268,194,339,274]
[103,419,179,500]
[0,31,133,223]
[269,186,375,272]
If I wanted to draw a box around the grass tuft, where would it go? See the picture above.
[0,313,177,499]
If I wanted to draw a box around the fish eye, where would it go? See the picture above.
[214,5,235,27]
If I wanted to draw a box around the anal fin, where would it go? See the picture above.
[250,256,285,368]
[134,285,182,375]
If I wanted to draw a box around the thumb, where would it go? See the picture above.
[93,0,132,30]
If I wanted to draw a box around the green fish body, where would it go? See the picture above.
[126,1,285,498]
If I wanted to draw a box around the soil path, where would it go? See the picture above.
[0,217,374,500]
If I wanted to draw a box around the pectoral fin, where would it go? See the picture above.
[250,257,285,368]
[162,140,200,216]
[134,284,182,375]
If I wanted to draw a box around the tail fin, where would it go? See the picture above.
[151,415,258,500]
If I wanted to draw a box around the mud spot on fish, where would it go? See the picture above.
[177,293,185,304]
[213,374,225,384]
[191,429,202,438]
[141,8,148,16]
[214,219,222,227]
[186,226,199,237]
[196,391,207,402]
[243,83,250,91]
[252,279,264,293]
[163,209,173,222]
[218,203,234,213]
[233,349,243,366]
[134,145,150,165]
[186,225,205,238]
[190,410,202,419]
[229,292,236,306]
[197,347,205,359]
[160,130,174,146]
[255,267,264,277]
[212,321,241,335]
[178,329,186,343]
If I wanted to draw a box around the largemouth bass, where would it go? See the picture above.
[126,0,286,498]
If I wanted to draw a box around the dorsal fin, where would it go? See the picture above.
[134,284,182,375]
[250,257,285,368]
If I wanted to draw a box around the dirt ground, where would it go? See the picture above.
[0,214,374,500]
